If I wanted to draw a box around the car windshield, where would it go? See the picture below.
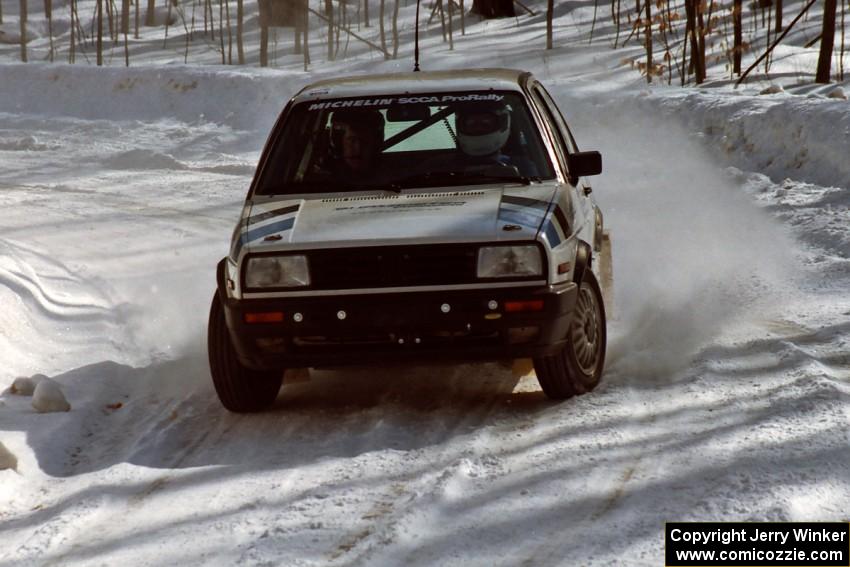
[254,91,555,195]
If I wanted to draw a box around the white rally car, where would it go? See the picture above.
[208,69,611,412]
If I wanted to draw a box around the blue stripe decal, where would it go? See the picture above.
[545,221,562,247]
[244,217,296,244]
[498,209,543,230]
[502,195,550,211]
[247,204,300,227]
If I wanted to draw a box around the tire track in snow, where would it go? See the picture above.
[0,238,119,323]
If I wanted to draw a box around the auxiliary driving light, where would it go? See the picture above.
[441,303,451,313]
[487,300,498,310]
[337,310,347,320]
[293,313,304,323]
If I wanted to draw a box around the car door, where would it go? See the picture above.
[528,82,594,245]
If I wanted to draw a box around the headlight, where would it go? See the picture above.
[477,245,543,278]
[245,255,310,288]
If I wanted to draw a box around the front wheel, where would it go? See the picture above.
[207,293,283,412]
[533,269,607,399]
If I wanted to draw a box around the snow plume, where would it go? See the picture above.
[560,93,800,380]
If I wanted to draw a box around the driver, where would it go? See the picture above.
[453,101,539,177]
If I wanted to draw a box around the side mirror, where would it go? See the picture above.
[567,151,602,178]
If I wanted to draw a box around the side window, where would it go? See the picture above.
[529,86,569,178]
[535,85,579,154]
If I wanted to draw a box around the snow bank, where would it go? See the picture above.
[0,63,300,132]
[0,441,17,471]
[637,91,850,189]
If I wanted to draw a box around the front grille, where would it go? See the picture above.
[308,244,478,289]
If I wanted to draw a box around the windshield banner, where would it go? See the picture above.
[307,93,504,111]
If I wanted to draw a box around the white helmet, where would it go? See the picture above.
[455,102,511,157]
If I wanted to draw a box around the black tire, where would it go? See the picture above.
[207,293,283,413]
[533,269,607,400]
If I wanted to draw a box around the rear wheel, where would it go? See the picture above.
[208,293,283,412]
[534,269,606,399]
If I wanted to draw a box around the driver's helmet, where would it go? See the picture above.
[454,101,511,157]
[329,109,385,158]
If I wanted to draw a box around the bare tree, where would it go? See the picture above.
[546,0,553,49]
[146,0,155,25]
[391,0,398,58]
[816,0,838,82]
[379,0,386,53]
[97,0,103,64]
[19,0,27,62]
[45,0,55,61]
[122,0,129,64]
[70,0,76,62]
[684,0,705,82]
[733,0,742,73]
[326,0,333,60]
[237,0,244,63]
[644,0,652,82]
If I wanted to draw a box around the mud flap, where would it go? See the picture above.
[284,367,311,383]
[599,230,614,319]
[511,358,535,378]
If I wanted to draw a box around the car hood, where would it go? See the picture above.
[235,183,558,255]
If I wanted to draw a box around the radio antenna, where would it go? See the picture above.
[414,0,421,72]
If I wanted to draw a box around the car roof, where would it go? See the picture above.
[292,69,532,102]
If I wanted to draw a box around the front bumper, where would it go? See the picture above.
[220,281,578,370]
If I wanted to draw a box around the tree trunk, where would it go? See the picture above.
[775,0,783,32]
[146,0,155,25]
[733,0,742,73]
[644,0,652,82]
[70,0,76,63]
[447,0,453,50]
[237,0,244,63]
[546,0,553,48]
[326,0,333,60]
[816,0,837,82]
[122,0,129,64]
[260,24,268,66]
[364,0,369,26]
[379,0,386,53]
[45,0,54,61]
[19,0,27,62]
[303,0,310,70]
[470,0,514,18]
[684,0,704,82]
[696,0,706,77]
[391,0,398,58]
[97,0,103,65]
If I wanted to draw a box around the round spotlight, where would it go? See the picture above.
[488,300,498,310]
[293,312,304,323]
[441,303,451,313]
[337,310,347,320]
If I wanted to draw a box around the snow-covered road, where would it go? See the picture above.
[1,61,848,566]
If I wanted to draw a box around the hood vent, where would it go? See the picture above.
[321,195,400,203]
[405,191,486,199]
